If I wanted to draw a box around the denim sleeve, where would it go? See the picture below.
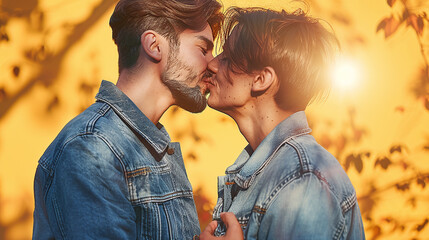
[249,173,345,240]
[50,134,136,239]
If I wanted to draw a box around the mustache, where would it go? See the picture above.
[202,70,213,79]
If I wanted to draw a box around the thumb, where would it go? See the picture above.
[220,212,243,239]
[201,220,218,236]
[220,212,240,230]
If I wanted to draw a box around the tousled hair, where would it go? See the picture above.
[110,0,223,72]
[220,7,339,110]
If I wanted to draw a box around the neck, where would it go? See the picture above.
[228,101,296,151]
[116,66,174,124]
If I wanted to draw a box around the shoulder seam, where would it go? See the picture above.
[85,103,111,133]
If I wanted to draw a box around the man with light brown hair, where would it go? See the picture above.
[33,0,225,238]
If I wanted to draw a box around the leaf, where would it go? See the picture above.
[371,225,382,239]
[399,160,409,170]
[387,0,396,7]
[12,66,20,78]
[424,96,429,111]
[187,152,197,161]
[389,145,403,154]
[417,178,426,188]
[344,154,354,171]
[376,18,388,33]
[46,95,59,113]
[416,218,429,232]
[417,16,424,36]
[375,157,392,170]
[408,197,417,208]
[354,154,363,173]
[395,183,410,191]
[0,88,6,101]
[0,33,9,42]
[407,14,424,36]
[377,16,401,38]
[384,16,401,38]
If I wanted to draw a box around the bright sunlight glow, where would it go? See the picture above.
[331,57,361,90]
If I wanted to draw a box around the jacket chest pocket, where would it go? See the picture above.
[126,162,199,239]
[126,162,173,203]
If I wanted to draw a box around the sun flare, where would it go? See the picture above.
[331,57,361,90]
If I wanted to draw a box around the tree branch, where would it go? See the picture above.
[0,0,117,120]
[358,172,429,201]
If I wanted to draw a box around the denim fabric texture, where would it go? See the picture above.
[33,80,200,239]
[212,111,365,240]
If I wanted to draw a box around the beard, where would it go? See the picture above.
[161,48,207,113]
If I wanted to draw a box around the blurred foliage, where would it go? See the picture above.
[376,0,429,110]
[0,0,117,120]
[0,182,32,240]
[313,105,429,239]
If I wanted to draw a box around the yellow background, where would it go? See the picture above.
[1,0,429,239]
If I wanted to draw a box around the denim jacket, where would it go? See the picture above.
[213,112,365,239]
[33,80,200,239]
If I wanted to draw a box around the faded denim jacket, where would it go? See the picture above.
[33,80,200,239]
[213,111,365,239]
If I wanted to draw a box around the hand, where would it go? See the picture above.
[199,212,244,240]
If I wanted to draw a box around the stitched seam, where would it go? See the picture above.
[341,193,357,213]
[286,138,337,195]
[131,191,194,205]
[52,194,66,239]
[38,157,51,172]
[50,103,117,172]
[286,139,309,174]
[252,205,267,215]
[333,217,346,240]
[92,133,132,200]
[241,130,311,188]
[54,133,129,203]
[163,204,173,239]
[100,98,163,153]
[127,167,151,177]
[86,103,110,133]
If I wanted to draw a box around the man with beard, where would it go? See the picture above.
[32,0,224,238]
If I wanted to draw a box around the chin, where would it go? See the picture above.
[207,100,223,112]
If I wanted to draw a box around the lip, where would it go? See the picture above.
[202,76,215,86]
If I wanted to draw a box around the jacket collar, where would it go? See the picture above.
[226,111,312,189]
[95,80,170,154]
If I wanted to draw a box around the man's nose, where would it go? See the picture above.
[207,55,219,74]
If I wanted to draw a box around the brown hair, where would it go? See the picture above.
[110,0,223,72]
[220,7,339,110]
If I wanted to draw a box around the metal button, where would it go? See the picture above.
[167,147,175,155]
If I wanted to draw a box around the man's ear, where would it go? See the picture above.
[251,67,277,93]
[141,30,163,62]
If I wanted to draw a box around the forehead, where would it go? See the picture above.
[179,24,213,43]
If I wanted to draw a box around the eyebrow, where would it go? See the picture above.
[196,36,214,50]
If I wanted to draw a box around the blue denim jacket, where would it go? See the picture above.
[213,112,365,239]
[33,80,200,239]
